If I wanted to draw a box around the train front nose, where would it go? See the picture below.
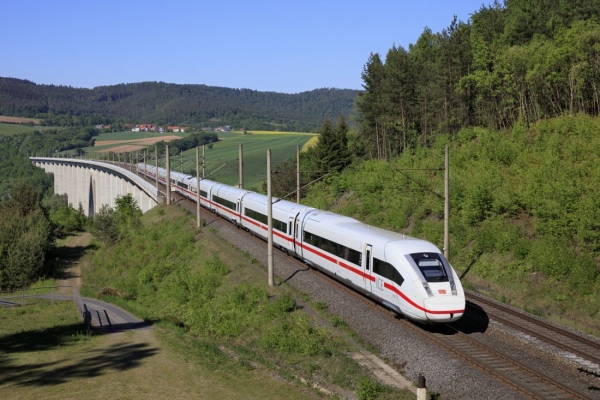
[423,296,465,322]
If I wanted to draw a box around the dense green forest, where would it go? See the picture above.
[355,0,600,159]
[0,78,357,132]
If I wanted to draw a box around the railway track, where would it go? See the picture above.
[150,177,599,398]
[304,264,596,399]
[465,290,600,370]
[421,324,596,399]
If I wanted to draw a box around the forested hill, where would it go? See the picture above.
[0,78,358,132]
[355,0,600,159]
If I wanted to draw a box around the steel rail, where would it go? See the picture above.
[467,291,600,368]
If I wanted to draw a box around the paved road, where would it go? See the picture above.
[39,294,151,333]
[81,296,151,332]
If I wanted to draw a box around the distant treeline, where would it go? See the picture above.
[0,79,358,132]
[355,0,600,159]
[0,127,96,198]
[150,132,220,156]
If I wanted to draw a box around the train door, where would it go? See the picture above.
[236,201,241,225]
[288,216,296,254]
[208,186,216,213]
[293,214,303,258]
[362,244,373,293]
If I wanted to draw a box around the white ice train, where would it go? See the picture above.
[138,163,465,323]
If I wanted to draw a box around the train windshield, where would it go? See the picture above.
[410,253,449,282]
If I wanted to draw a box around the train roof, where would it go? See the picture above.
[170,170,193,180]
[306,210,420,243]
[243,192,315,213]
[197,178,219,186]
[213,184,250,196]
[273,198,315,213]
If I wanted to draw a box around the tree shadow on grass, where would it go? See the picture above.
[0,323,89,355]
[47,242,97,281]
[0,324,157,387]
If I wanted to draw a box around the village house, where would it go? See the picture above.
[131,124,164,132]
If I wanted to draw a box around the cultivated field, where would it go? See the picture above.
[187,131,315,189]
[94,135,182,153]
[89,130,317,190]
[94,135,181,146]
[0,115,41,124]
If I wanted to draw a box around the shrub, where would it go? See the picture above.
[91,204,118,246]
[527,237,573,279]
[260,314,329,356]
[356,377,385,400]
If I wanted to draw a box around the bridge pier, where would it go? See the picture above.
[30,158,159,216]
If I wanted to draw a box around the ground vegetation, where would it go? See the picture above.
[301,114,600,335]
[0,183,55,289]
[81,205,410,399]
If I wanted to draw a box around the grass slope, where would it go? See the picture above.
[77,205,411,400]
[1,211,412,399]
[0,301,319,400]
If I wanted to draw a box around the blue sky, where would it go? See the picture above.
[3,0,489,93]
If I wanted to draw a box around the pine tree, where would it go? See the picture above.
[305,117,352,180]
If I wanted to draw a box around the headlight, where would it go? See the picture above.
[450,282,457,296]
[422,282,433,297]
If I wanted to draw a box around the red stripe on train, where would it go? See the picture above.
[384,283,464,315]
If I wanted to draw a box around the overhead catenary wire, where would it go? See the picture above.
[275,171,333,202]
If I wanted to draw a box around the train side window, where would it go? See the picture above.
[366,250,371,271]
[178,181,189,190]
[373,258,404,286]
[213,195,236,210]
[245,208,286,232]
[303,230,360,266]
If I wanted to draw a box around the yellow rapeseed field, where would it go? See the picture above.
[301,135,318,152]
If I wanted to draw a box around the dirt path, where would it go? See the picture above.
[53,232,149,331]
[56,232,91,293]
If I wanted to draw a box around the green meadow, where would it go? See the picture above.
[190,132,313,190]
[0,123,45,136]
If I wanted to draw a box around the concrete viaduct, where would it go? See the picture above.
[30,157,161,217]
